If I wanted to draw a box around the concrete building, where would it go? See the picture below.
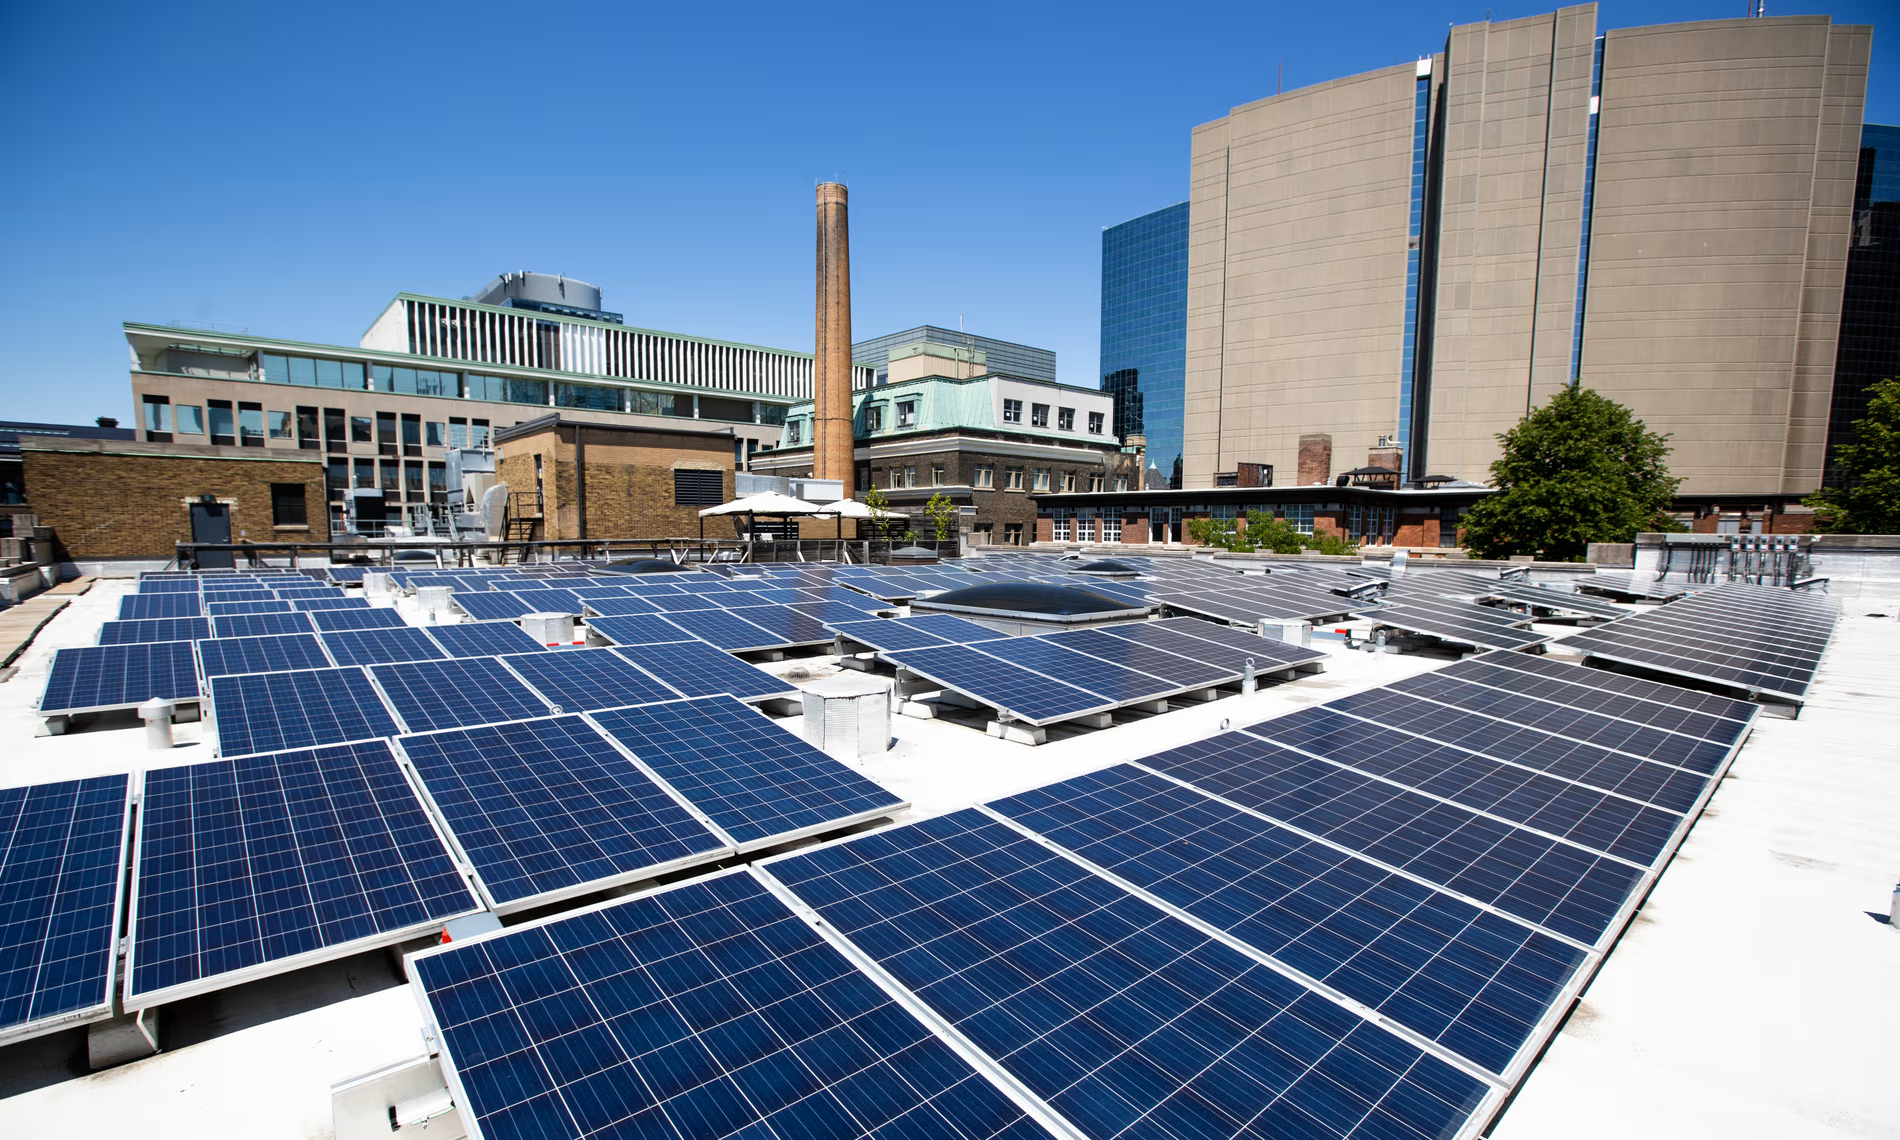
[491,415,736,542]
[126,277,871,535]
[852,326,1056,386]
[1101,203,1189,489]
[754,367,1135,545]
[1181,7,1875,499]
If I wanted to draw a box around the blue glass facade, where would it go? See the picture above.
[1570,36,1606,384]
[1824,123,1900,487]
[1100,202,1189,488]
[1397,71,1433,463]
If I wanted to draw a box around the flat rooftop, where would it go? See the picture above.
[0,571,1893,1138]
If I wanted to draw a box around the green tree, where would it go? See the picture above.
[1458,386,1682,561]
[1805,377,1900,534]
[1183,511,1359,556]
[1241,512,1309,555]
[861,485,893,539]
[923,493,958,543]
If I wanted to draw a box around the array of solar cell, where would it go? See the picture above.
[589,696,904,846]
[213,611,317,639]
[309,606,408,632]
[1480,584,1626,620]
[119,593,202,620]
[96,616,211,646]
[501,648,680,712]
[0,776,129,1042]
[409,871,1042,1140]
[609,642,795,703]
[656,608,791,652]
[578,595,661,617]
[825,615,1007,651]
[1367,604,1551,651]
[1448,652,1756,739]
[395,716,726,910]
[1561,583,1838,701]
[370,657,553,732]
[205,599,292,616]
[40,640,200,714]
[581,614,699,648]
[209,666,401,757]
[424,621,549,658]
[1574,572,1690,600]
[194,633,333,679]
[764,811,1494,1138]
[126,742,480,1004]
[319,626,449,667]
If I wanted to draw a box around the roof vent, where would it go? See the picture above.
[800,674,893,761]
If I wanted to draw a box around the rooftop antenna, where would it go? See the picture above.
[1277,61,1283,94]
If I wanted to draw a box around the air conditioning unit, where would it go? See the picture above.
[800,674,893,762]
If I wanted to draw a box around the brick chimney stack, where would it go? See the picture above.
[814,183,853,482]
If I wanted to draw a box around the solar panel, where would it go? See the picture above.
[125,742,481,1007]
[579,595,661,617]
[291,595,371,611]
[1135,731,1644,945]
[204,599,293,617]
[137,578,203,594]
[500,647,680,712]
[1099,617,1330,672]
[579,614,698,647]
[826,615,1006,651]
[1376,593,1535,628]
[1035,626,1236,689]
[656,608,789,652]
[1369,605,1553,651]
[506,589,586,616]
[609,642,796,704]
[407,870,1040,1140]
[197,590,282,605]
[588,696,906,847]
[990,765,1589,1077]
[99,617,211,645]
[208,666,402,757]
[212,611,317,639]
[395,716,727,911]
[724,604,833,647]
[642,592,725,612]
[879,643,1114,726]
[972,637,1195,705]
[368,657,554,732]
[0,776,130,1045]
[452,591,545,622]
[1446,653,1756,742]
[119,593,202,620]
[325,567,368,584]
[763,810,1494,1140]
[1480,584,1627,620]
[1559,597,1834,701]
[425,621,548,658]
[320,626,450,667]
[194,633,333,679]
[40,641,200,715]
[308,606,409,632]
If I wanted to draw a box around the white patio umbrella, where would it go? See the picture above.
[696,491,826,545]
[813,497,877,541]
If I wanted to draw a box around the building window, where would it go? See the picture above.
[864,404,884,432]
[270,483,307,527]
[448,418,468,448]
[973,464,994,489]
[354,458,375,489]
[426,421,446,448]
[326,459,348,501]
[1284,503,1315,535]
[1004,522,1024,545]
[756,403,787,426]
[470,419,490,448]
[1102,516,1123,543]
[428,461,449,503]
[974,522,993,543]
[401,414,422,456]
[903,466,916,488]
[674,469,723,505]
[1058,407,1075,432]
[324,408,347,453]
[1061,472,1076,492]
[888,468,902,489]
[404,461,425,498]
[1031,404,1049,428]
[376,412,397,455]
[379,459,399,493]
[555,382,622,411]
[266,410,291,440]
[176,405,205,435]
[787,421,802,445]
[141,394,172,441]
[238,402,265,447]
[1004,466,1023,491]
[931,465,944,487]
[1002,399,1022,424]
[1052,514,1071,542]
[1033,468,1051,492]
[897,400,918,428]
[1113,476,1128,492]
[297,406,320,451]
[699,395,751,423]
[1348,504,1364,537]
[1088,411,1104,434]
[857,466,871,492]
[466,374,549,406]
[207,400,235,446]
[372,365,458,397]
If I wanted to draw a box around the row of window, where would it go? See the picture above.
[248,352,783,424]
[324,458,450,501]
[999,399,1103,434]
[143,395,493,453]
[1050,516,1125,543]
[869,464,1131,493]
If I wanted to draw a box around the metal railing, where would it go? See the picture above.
[173,535,967,570]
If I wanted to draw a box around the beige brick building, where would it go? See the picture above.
[492,415,737,541]
[1183,6,1872,498]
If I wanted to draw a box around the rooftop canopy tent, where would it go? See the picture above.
[697,491,827,549]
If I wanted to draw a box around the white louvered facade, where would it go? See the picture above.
[364,295,871,400]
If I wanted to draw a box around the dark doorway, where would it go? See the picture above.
[189,502,233,568]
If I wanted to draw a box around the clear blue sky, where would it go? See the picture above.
[2,0,1892,424]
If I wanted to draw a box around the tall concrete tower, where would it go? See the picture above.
[813,182,853,483]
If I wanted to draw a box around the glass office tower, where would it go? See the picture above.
[1100,202,1188,488]
[1825,123,1900,487]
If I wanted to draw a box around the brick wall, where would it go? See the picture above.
[22,446,328,559]
[496,423,736,540]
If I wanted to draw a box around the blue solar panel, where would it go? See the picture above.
[0,776,129,1043]
[194,633,333,679]
[309,606,408,632]
[610,642,794,703]
[409,871,1041,1140]
[204,599,293,617]
[826,615,1005,651]
[642,592,725,612]
[119,593,202,620]
[320,626,450,667]
[326,567,368,583]
[40,641,200,714]
[1136,732,1643,946]
[785,600,890,627]
[795,586,895,610]
[198,590,280,605]
[654,609,785,651]
[209,666,401,757]
[879,644,1112,726]
[765,811,1493,1140]
[1038,626,1236,689]
[212,611,317,639]
[291,595,371,611]
[588,696,905,846]
[1445,654,1754,745]
[1103,617,1329,672]
[99,617,210,645]
[126,742,480,1005]
[370,657,553,733]
[581,614,697,647]
[1251,710,1683,865]
[724,604,833,646]
[452,592,544,622]
[425,622,548,658]
[990,765,1588,1076]
[396,716,726,910]
[137,578,203,593]
[973,637,1187,704]
[501,648,680,712]
[507,589,586,616]
[580,595,662,618]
